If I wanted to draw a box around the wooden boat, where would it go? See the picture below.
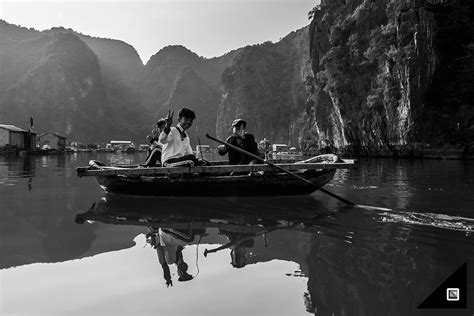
[76,154,355,197]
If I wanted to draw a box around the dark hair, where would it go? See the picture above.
[156,118,166,127]
[178,108,196,120]
[232,119,246,128]
[235,121,246,128]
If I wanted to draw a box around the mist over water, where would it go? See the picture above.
[1,153,473,315]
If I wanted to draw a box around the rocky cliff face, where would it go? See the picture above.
[137,45,240,139]
[217,27,312,144]
[0,21,147,142]
[138,46,204,113]
[1,32,105,141]
[2,2,471,155]
[138,46,240,104]
[0,21,239,144]
[305,0,474,157]
[46,26,144,85]
[163,66,221,145]
[45,27,148,139]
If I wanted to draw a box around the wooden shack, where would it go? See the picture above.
[37,133,66,150]
[0,124,37,151]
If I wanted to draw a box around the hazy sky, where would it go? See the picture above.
[0,0,317,64]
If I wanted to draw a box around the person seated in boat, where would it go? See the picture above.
[143,118,166,167]
[217,119,262,165]
[159,108,209,167]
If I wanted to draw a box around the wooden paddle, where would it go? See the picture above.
[206,133,355,206]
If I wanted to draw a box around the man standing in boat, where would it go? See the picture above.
[159,108,208,167]
[217,119,261,165]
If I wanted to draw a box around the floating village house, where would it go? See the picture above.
[37,132,67,150]
[107,140,135,151]
[0,124,36,151]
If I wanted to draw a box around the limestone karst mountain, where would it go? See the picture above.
[217,26,312,145]
[163,66,221,145]
[0,21,146,142]
[1,1,472,158]
[303,0,474,156]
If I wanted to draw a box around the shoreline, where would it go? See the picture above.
[305,144,474,161]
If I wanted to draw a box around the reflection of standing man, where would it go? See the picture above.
[147,228,196,286]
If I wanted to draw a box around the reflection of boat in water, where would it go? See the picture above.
[75,195,331,231]
[74,195,457,315]
[75,195,329,286]
[76,154,355,196]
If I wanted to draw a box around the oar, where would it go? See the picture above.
[206,133,355,206]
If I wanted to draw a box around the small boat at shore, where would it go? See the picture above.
[76,154,355,197]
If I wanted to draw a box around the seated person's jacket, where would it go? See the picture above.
[219,133,260,165]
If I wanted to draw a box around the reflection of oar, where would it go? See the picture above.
[204,224,298,257]
[206,134,355,206]
[204,235,255,257]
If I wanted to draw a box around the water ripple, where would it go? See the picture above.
[377,210,474,233]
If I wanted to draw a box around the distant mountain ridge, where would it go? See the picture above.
[0,20,317,149]
[137,45,240,119]
[0,21,148,142]
[5,11,468,158]
[0,21,240,143]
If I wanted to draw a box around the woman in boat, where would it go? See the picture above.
[217,119,262,165]
[159,108,209,167]
[143,118,166,167]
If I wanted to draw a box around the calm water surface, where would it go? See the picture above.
[1,153,473,316]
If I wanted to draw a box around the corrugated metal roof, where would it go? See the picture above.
[0,124,27,133]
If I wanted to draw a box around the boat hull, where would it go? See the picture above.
[95,169,336,196]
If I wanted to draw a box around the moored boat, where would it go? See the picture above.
[76,154,355,197]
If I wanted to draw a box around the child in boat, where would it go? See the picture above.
[143,118,166,167]
[159,108,209,167]
[217,119,262,165]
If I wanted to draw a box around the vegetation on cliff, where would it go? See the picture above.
[217,27,312,144]
[1,2,472,158]
[305,0,474,156]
